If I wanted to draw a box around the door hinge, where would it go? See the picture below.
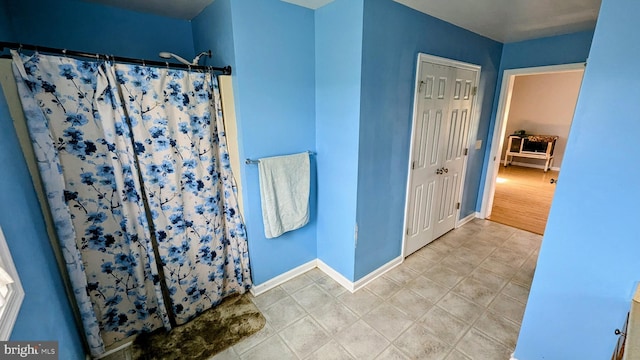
[472,86,477,96]
[406,228,410,236]
[464,148,468,156]
[456,202,460,210]
[411,161,416,170]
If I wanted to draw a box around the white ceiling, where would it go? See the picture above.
[281,0,334,10]
[393,0,601,42]
[81,0,602,43]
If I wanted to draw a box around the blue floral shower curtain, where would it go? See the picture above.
[111,63,252,323]
[11,51,251,357]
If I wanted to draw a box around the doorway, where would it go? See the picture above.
[481,64,585,234]
[403,53,481,257]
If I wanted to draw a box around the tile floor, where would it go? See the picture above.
[212,219,541,360]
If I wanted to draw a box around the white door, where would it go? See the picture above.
[404,62,451,256]
[433,68,476,239]
[404,56,479,257]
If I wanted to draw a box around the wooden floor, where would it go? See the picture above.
[488,165,559,235]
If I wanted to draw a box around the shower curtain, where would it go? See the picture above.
[11,51,251,357]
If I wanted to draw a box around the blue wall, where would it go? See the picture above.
[4,0,195,60]
[315,0,364,281]
[515,0,640,358]
[354,0,502,279]
[0,87,84,358]
[229,0,318,285]
[477,30,594,209]
[0,0,13,40]
[191,0,503,285]
[192,0,236,70]
[499,30,595,71]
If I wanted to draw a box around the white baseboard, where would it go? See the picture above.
[252,256,404,296]
[316,259,356,292]
[250,259,317,296]
[318,256,403,293]
[352,256,403,292]
[456,212,478,227]
[502,160,560,172]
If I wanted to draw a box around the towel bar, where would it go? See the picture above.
[245,151,315,165]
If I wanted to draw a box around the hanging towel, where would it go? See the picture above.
[257,152,310,238]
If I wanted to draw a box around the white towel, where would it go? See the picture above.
[257,152,310,238]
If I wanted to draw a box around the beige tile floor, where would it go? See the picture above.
[212,219,541,360]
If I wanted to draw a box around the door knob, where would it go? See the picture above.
[443,168,448,173]
[550,178,558,184]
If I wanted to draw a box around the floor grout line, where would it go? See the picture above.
[230,220,540,360]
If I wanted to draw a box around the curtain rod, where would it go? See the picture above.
[0,41,232,75]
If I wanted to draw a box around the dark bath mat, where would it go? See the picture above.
[132,293,265,360]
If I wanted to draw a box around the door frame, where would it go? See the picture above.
[479,62,586,219]
[402,53,482,258]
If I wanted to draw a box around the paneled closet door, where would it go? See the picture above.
[405,62,453,256]
[432,67,476,239]
[405,59,477,257]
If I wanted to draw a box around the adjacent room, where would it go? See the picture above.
[486,69,584,235]
[1,0,639,359]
